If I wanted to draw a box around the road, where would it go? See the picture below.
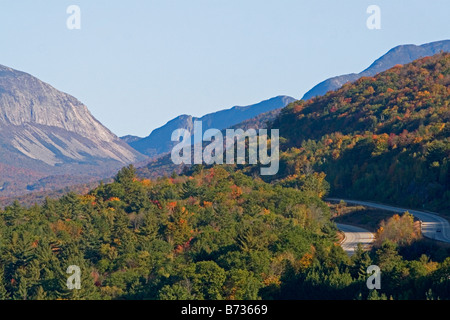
[336,223,375,256]
[329,198,450,244]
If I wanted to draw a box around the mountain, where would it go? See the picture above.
[272,52,450,214]
[135,52,450,215]
[2,58,449,302]
[120,135,141,144]
[302,40,450,100]
[0,64,147,196]
[126,95,295,157]
[136,103,289,180]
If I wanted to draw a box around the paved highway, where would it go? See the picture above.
[330,198,450,244]
[335,223,375,256]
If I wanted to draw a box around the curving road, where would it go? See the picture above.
[336,223,375,256]
[330,198,450,244]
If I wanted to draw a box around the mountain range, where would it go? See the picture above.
[302,40,450,100]
[1,39,449,200]
[1,51,449,302]
[124,95,295,157]
[135,40,450,182]
[0,65,294,198]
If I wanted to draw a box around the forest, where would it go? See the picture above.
[0,164,449,300]
[0,53,449,300]
[271,52,450,215]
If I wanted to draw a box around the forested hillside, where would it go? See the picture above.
[1,54,449,301]
[0,165,449,300]
[273,53,450,214]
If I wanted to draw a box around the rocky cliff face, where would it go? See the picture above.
[0,64,147,196]
[127,95,295,157]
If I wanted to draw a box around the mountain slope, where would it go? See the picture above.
[127,95,295,157]
[273,52,450,214]
[135,102,291,180]
[302,40,450,100]
[0,64,147,196]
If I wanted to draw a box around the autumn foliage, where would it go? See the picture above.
[375,212,421,247]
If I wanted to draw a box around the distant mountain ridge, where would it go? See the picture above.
[0,64,146,196]
[302,40,450,100]
[126,95,295,157]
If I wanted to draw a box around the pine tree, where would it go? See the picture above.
[0,268,10,300]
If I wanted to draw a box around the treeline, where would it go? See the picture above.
[0,165,449,300]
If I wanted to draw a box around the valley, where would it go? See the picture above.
[0,42,449,301]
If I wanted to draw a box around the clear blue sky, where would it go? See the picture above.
[0,0,449,137]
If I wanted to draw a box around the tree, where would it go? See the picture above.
[158,280,194,300]
[114,165,137,185]
[224,269,261,300]
[184,261,226,300]
[375,212,420,247]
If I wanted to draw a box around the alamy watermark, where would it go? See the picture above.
[366,5,381,30]
[66,265,81,290]
[171,121,279,175]
[67,5,81,30]
[366,265,381,290]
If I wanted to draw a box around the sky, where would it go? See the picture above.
[0,0,449,137]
